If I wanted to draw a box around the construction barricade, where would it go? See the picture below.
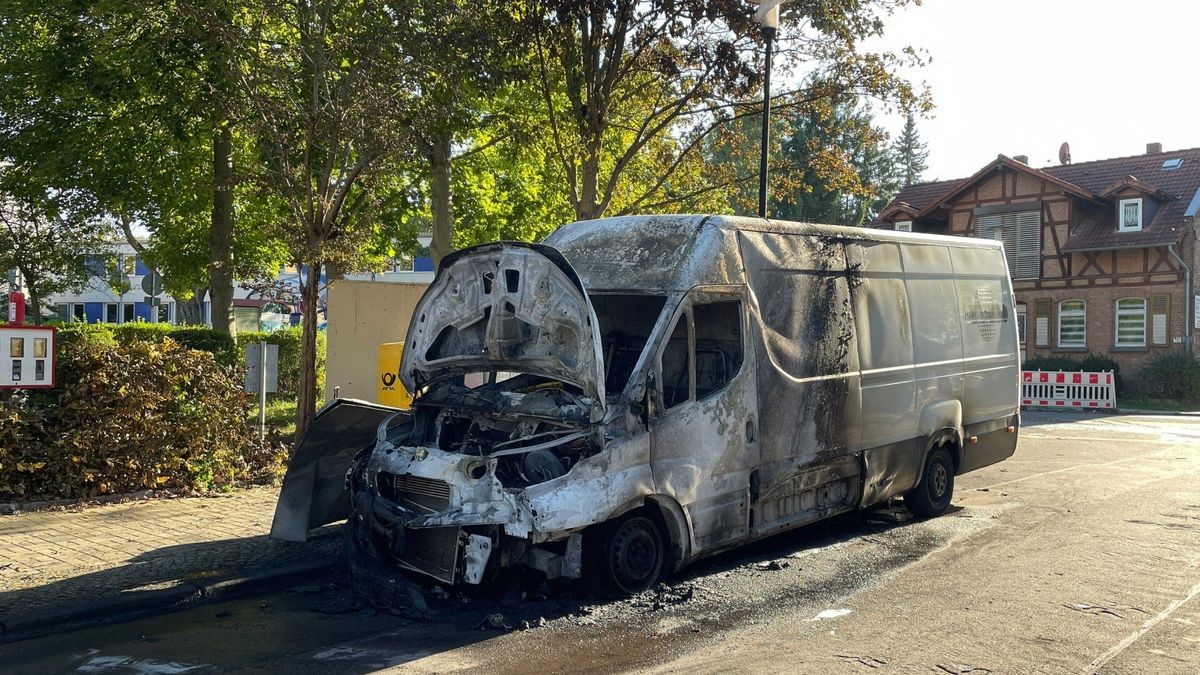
[1021,370,1116,410]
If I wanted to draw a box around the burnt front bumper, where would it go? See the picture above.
[347,482,496,585]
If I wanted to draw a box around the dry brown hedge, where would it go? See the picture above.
[0,333,283,500]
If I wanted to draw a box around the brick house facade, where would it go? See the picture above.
[875,145,1199,378]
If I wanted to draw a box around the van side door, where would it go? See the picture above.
[648,288,759,555]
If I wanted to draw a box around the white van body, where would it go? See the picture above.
[272,215,1020,593]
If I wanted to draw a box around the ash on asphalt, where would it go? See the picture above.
[321,501,993,652]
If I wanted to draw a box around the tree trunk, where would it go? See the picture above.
[25,281,42,326]
[429,133,454,267]
[176,289,206,325]
[295,260,322,440]
[209,121,236,336]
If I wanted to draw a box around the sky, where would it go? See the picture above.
[864,0,1200,183]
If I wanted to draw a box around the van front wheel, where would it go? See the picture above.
[595,513,665,595]
[905,447,954,518]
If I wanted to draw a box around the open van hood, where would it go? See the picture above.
[400,242,606,406]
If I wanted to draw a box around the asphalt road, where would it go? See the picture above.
[2,411,1199,674]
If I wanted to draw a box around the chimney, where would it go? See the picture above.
[1146,142,1162,154]
[1013,154,1028,164]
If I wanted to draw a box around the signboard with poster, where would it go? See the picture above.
[0,325,56,389]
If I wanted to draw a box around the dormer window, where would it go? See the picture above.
[895,220,912,232]
[1119,198,1142,232]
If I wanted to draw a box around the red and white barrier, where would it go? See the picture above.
[1021,370,1115,409]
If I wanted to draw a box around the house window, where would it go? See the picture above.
[1115,298,1146,347]
[122,303,135,323]
[104,303,118,323]
[976,209,1041,280]
[157,302,173,324]
[1119,199,1142,232]
[1057,300,1086,348]
[895,220,912,232]
[71,303,86,322]
[1016,304,1027,345]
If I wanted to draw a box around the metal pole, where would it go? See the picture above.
[758,25,776,219]
[258,341,267,445]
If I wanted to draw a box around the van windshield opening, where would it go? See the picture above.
[591,294,667,398]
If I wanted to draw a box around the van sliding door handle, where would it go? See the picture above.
[746,419,757,443]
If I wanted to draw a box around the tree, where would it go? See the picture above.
[771,101,900,226]
[217,0,419,434]
[0,190,112,324]
[399,2,526,266]
[894,112,929,186]
[0,0,250,334]
[528,0,927,221]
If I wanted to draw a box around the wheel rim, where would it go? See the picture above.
[609,518,662,592]
[931,461,948,499]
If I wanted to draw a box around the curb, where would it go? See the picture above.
[0,557,339,645]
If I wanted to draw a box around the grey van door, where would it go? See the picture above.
[649,289,759,554]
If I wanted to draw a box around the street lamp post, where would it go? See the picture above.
[752,1,783,218]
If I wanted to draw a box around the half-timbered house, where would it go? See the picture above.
[874,144,1199,377]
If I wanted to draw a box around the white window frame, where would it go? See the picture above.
[1115,298,1146,347]
[122,302,135,324]
[104,302,118,324]
[1057,299,1086,348]
[1016,304,1027,345]
[894,220,912,232]
[1119,198,1143,232]
[69,303,86,323]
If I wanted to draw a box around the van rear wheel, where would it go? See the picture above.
[594,512,665,595]
[905,447,954,518]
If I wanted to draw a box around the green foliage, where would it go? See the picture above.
[237,328,325,400]
[1023,353,1124,395]
[56,322,118,349]
[1135,353,1200,402]
[0,339,277,500]
[172,328,239,367]
[111,323,175,345]
[895,112,929,186]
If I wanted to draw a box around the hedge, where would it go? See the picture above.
[54,323,322,397]
[0,338,281,500]
[1135,352,1200,402]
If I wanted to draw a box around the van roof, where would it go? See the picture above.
[542,214,1004,292]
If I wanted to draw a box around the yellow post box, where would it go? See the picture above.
[377,342,412,408]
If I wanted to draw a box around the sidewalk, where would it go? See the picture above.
[0,485,341,642]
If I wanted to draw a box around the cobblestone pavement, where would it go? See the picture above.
[0,486,340,619]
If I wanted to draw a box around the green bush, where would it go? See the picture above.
[1136,352,1200,402]
[111,322,175,345]
[0,338,280,500]
[171,328,238,367]
[56,322,116,349]
[237,327,324,399]
[1022,353,1124,395]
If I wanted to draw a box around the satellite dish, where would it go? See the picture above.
[1059,142,1071,165]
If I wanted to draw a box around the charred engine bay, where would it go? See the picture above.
[413,374,600,488]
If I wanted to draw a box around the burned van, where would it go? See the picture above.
[271,215,1020,594]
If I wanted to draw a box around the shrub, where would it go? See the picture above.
[56,322,116,349]
[0,338,273,500]
[111,322,175,345]
[171,328,238,367]
[1136,352,1200,402]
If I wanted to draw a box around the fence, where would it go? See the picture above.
[1021,370,1116,409]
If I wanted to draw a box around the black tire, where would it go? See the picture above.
[904,446,955,518]
[593,512,666,595]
